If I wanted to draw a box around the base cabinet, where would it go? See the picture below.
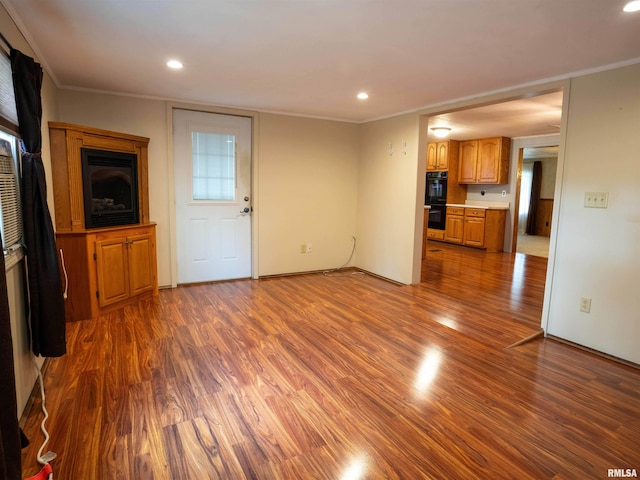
[463,209,486,248]
[441,207,507,252]
[57,224,158,321]
[444,207,465,244]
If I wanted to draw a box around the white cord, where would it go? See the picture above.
[33,356,56,466]
[24,261,58,469]
[323,236,363,277]
[59,249,68,299]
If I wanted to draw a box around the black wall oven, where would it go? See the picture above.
[427,204,446,230]
[425,172,447,230]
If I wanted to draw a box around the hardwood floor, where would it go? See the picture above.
[21,243,640,479]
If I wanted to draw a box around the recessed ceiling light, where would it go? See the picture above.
[167,59,183,69]
[623,0,640,12]
[357,92,369,100]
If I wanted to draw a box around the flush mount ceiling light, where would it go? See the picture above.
[430,127,452,138]
[357,92,369,100]
[167,59,183,69]
[623,0,640,12]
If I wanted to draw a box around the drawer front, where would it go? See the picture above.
[447,207,465,216]
[465,208,486,218]
[427,229,445,240]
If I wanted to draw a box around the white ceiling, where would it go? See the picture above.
[2,0,640,125]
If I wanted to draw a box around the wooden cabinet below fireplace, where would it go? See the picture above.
[57,224,158,321]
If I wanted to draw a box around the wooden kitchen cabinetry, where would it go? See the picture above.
[444,207,465,244]
[443,206,507,252]
[457,137,511,184]
[463,209,486,248]
[426,140,459,171]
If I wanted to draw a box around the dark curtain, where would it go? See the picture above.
[0,252,21,480]
[526,161,542,235]
[10,49,66,357]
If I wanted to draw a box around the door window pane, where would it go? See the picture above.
[191,131,235,201]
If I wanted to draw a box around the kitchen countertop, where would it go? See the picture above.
[446,201,509,210]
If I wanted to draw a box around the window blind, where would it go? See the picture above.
[0,49,18,132]
[0,138,21,251]
[0,48,22,257]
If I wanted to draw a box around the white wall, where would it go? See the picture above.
[57,90,172,286]
[357,113,421,284]
[546,64,640,364]
[58,93,362,282]
[258,113,360,276]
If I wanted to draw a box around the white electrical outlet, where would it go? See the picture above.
[501,190,507,197]
[584,192,608,208]
[307,243,312,253]
[580,296,592,313]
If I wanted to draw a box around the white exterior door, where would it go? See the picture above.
[173,109,252,284]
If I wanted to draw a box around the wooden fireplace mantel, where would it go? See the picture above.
[48,123,157,321]
[48,122,150,232]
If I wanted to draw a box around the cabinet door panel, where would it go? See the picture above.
[96,237,129,307]
[477,138,501,183]
[128,234,156,296]
[458,141,478,183]
[464,217,485,247]
[426,143,438,171]
[436,142,449,169]
[445,215,464,244]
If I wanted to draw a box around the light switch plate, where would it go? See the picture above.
[584,192,608,208]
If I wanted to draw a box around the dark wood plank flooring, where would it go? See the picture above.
[21,243,640,479]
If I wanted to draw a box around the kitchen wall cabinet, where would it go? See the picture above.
[457,137,511,184]
[426,140,459,171]
[444,207,465,244]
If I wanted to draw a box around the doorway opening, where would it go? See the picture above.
[512,146,558,258]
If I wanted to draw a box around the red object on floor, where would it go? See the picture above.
[25,463,53,480]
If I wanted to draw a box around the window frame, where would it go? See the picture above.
[187,125,240,206]
[0,47,24,271]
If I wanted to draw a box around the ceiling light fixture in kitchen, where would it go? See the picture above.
[430,127,452,138]
[167,59,184,69]
[357,92,369,100]
[623,1,640,12]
